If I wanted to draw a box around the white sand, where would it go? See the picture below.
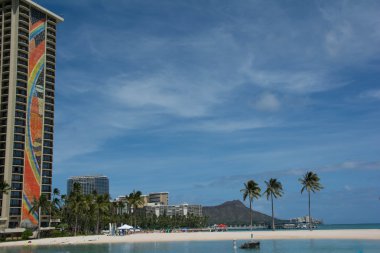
[1,230,379,247]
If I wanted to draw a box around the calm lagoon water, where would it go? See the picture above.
[2,240,380,253]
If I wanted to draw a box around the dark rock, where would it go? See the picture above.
[240,241,260,249]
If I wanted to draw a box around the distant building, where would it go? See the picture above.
[148,192,169,205]
[290,215,322,224]
[67,175,109,195]
[145,203,202,217]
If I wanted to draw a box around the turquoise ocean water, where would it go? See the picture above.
[2,240,380,253]
[2,225,380,253]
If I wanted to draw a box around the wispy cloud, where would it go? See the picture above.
[253,93,280,112]
[360,89,380,100]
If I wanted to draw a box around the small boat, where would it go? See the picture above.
[240,241,260,249]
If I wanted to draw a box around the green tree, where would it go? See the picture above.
[127,190,143,229]
[67,182,83,235]
[94,193,110,234]
[299,171,323,231]
[0,181,11,195]
[241,180,261,239]
[29,194,50,238]
[263,178,283,231]
[49,188,61,227]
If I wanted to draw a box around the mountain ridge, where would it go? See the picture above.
[202,200,286,225]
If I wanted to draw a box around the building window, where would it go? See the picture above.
[11,191,22,198]
[42,185,51,192]
[10,199,22,207]
[15,103,26,110]
[9,208,21,215]
[14,134,24,142]
[43,148,52,154]
[42,169,52,176]
[13,158,23,165]
[42,177,51,184]
[11,183,22,190]
[44,133,53,140]
[14,142,24,149]
[15,119,25,126]
[15,111,26,118]
[12,167,23,174]
[17,81,27,88]
[13,150,24,158]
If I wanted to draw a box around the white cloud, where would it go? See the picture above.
[186,119,277,133]
[254,93,280,111]
[344,185,352,191]
[244,69,347,94]
[360,89,380,100]
[107,72,224,118]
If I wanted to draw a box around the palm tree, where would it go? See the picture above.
[29,194,50,238]
[0,181,11,195]
[49,188,61,227]
[299,171,323,231]
[68,182,83,235]
[263,178,283,231]
[127,190,143,229]
[241,180,261,239]
[94,193,110,234]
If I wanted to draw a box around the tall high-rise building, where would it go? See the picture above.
[67,176,109,196]
[0,0,63,229]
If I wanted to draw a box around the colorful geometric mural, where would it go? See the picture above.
[21,8,46,227]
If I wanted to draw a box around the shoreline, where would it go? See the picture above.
[1,229,380,247]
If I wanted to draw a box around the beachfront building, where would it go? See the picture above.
[290,216,322,224]
[113,191,202,217]
[67,175,109,196]
[0,0,63,229]
[148,192,168,205]
[144,203,203,217]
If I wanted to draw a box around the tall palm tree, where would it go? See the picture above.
[29,194,50,238]
[127,190,143,229]
[68,182,83,235]
[263,178,283,231]
[241,180,261,239]
[94,193,110,234]
[299,171,323,231]
[0,181,11,195]
[49,188,61,227]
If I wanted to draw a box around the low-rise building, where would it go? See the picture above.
[148,192,169,205]
[144,203,202,217]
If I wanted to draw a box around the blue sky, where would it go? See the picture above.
[37,0,380,224]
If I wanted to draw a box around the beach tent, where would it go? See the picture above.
[118,224,133,230]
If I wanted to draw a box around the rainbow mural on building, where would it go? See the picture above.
[21,8,46,227]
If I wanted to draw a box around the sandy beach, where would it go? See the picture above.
[1,229,380,247]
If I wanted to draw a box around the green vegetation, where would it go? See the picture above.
[0,180,11,195]
[264,178,284,231]
[29,184,207,237]
[299,171,323,230]
[241,180,261,237]
[21,229,33,240]
[240,173,322,230]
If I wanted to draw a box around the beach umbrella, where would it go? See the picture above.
[118,224,133,230]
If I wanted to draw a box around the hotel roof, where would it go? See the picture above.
[23,0,64,22]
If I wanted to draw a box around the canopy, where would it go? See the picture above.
[118,224,133,230]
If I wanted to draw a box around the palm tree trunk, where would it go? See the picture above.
[97,216,99,234]
[271,194,275,231]
[38,207,41,239]
[249,200,253,240]
[75,214,78,236]
[308,190,312,231]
